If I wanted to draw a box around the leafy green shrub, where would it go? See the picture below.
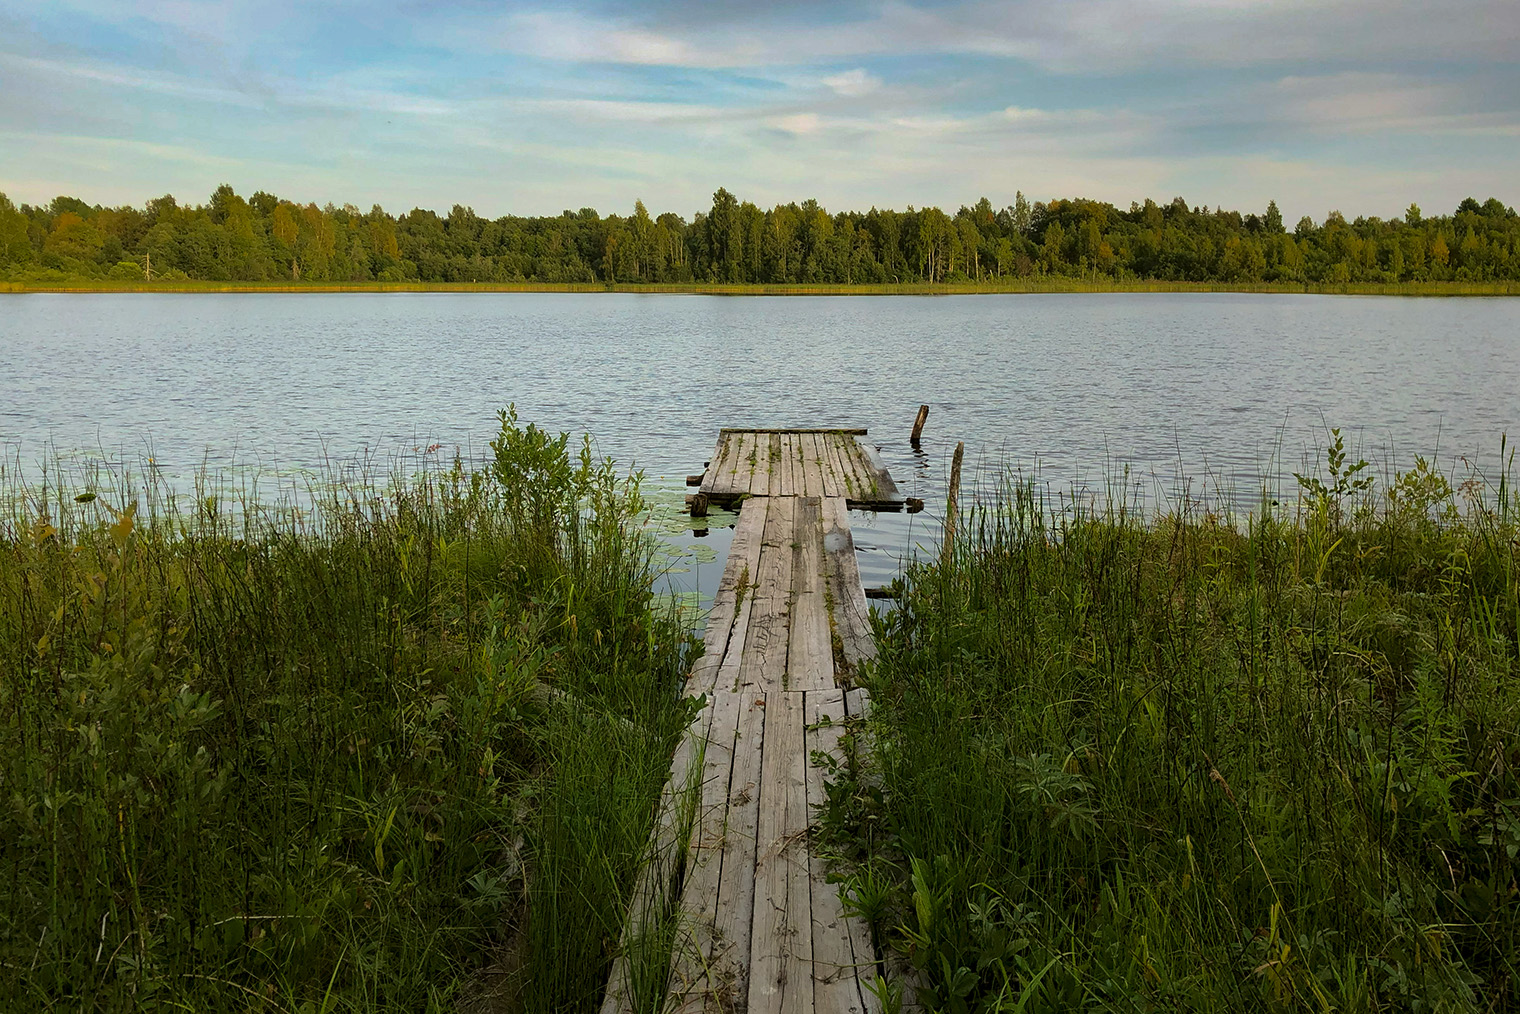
[0,414,689,1011]
[833,446,1520,1013]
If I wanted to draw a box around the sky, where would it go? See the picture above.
[0,0,1517,223]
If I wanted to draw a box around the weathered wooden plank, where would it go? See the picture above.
[772,434,784,498]
[771,433,791,498]
[819,432,850,500]
[733,431,758,497]
[745,431,771,496]
[690,497,770,695]
[843,686,872,720]
[786,497,834,692]
[788,433,807,499]
[818,434,841,499]
[703,431,737,497]
[837,435,875,501]
[666,689,744,1013]
[857,441,900,499]
[749,690,813,1014]
[720,428,868,435]
[739,497,796,691]
[813,433,838,499]
[800,434,826,500]
[715,500,769,695]
[821,497,876,671]
[792,432,810,498]
[807,690,877,1014]
[731,431,751,496]
[782,705,817,1014]
[710,691,768,1009]
[600,698,717,1014]
[749,431,772,498]
[717,431,743,498]
[826,432,861,501]
[726,430,752,497]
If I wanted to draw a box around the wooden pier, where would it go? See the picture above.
[602,429,901,1014]
[688,428,911,515]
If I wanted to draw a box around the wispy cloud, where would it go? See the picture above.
[0,52,263,108]
[0,0,1516,220]
[822,68,880,97]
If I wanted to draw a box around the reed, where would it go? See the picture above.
[0,410,693,1011]
[830,438,1520,1013]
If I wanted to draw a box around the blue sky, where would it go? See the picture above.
[1,0,1516,222]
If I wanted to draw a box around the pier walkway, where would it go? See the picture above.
[601,429,905,1014]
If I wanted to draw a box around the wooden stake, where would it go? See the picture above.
[910,404,929,447]
[944,441,964,559]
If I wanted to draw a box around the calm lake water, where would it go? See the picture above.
[3,292,1518,589]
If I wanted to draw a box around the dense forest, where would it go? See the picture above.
[2,184,1517,286]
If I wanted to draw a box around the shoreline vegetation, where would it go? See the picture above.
[3,185,1517,292]
[1,409,693,1011]
[830,436,1520,1013]
[4,278,1520,296]
[5,420,1519,1010]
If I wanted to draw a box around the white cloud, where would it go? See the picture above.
[768,112,822,135]
[1258,72,1520,136]
[521,98,727,124]
[430,0,1518,74]
[473,10,750,67]
[0,52,262,107]
[1,0,1515,222]
[821,68,881,97]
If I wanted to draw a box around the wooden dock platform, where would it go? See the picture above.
[601,429,896,1014]
[693,428,908,512]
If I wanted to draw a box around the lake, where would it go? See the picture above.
[3,291,1518,589]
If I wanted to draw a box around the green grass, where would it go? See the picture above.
[0,410,695,1012]
[3,279,1519,296]
[827,441,1520,1013]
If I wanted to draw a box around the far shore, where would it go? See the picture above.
[3,278,1518,296]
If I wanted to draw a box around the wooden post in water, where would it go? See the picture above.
[943,441,964,560]
[910,404,930,447]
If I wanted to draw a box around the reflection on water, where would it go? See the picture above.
[3,291,1518,602]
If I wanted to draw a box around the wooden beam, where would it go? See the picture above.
[749,690,812,1014]
[786,497,833,692]
[944,440,965,560]
[858,441,900,499]
[800,434,826,500]
[710,692,768,1008]
[691,497,770,696]
[821,496,875,670]
[910,405,929,448]
[807,690,880,1013]
[666,689,744,1013]
[738,497,796,691]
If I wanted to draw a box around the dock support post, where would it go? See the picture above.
[910,404,929,447]
[944,441,964,560]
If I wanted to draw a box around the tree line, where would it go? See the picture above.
[1,184,1516,285]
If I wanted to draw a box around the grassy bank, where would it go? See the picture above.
[2,279,1519,296]
[0,410,693,1011]
[829,441,1520,1012]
